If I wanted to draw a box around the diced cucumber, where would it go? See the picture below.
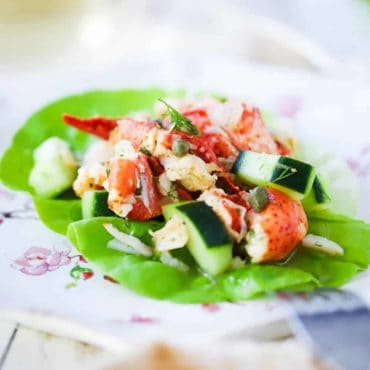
[302,174,331,211]
[82,190,115,218]
[232,150,315,200]
[29,137,77,198]
[162,201,233,275]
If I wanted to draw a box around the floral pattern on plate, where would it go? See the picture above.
[12,246,71,276]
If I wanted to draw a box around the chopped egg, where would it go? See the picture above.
[140,127,159,154]
[73,163,107,197]
[114,140,138,160]
[108,191,136,217]
[161,154,216,192]
[150,215,188,252]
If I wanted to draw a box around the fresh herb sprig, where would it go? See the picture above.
[271,163,297,183]
[139,146,152,156]
[158,99,199,135]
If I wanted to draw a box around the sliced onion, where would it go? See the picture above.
[103,223,152,256]
[159,252,189,272]
[107,239,142,255]
[302,234,344,256]
[140,175,150,209]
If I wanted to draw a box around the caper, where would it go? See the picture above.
[172,139,189,157]
[249,186,269,212]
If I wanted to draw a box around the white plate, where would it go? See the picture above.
[0,59,369,350]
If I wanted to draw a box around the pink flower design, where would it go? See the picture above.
[276,95,303,118]
[0,188,15,201]
[264,301,280,312]
[201,303,220,313]
[347,158,360,172]
[12,246,71,276]
[130,315,157,324]
[346,144,370,178]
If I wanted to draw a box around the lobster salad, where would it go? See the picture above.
[1,88,369,302]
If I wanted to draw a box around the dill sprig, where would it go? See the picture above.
[167,182,178,200]
[158,99,199,135]
[271,163,297,183]
[139,146,152,156]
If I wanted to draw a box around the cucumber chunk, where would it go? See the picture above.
[302,174,331,211]
[82,190,115,218]
[232,150,315,200]
[29,137,77,198]
[163,201,233,275]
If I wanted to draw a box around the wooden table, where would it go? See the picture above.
[0,320,119,370]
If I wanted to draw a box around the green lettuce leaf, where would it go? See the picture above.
[64,211,370,303]
[285,212,370,288]
[33,197,82,235]
[307,211,370,267]
[65,211,370,302]
[289,251,360,287]
[67,217,318,302]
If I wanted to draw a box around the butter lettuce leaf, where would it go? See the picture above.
[67,217,317,302]
[66,212,370,302]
